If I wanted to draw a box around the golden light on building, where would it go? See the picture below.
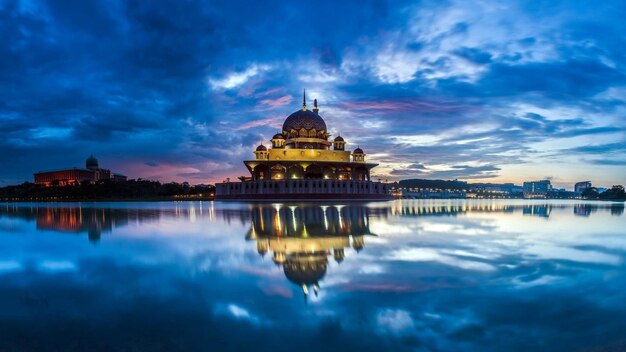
[245,204,375,299]
[215,91,392,201]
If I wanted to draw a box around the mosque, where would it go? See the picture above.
[215,92,391,200]
[245,204,374,299]
[34,155,127,186]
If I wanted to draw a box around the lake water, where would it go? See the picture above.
[1,200,625,351]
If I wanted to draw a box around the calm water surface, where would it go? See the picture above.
[1,200,625,351]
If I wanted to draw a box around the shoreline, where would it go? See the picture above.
[1,197,623,203]
[0,197,215,203]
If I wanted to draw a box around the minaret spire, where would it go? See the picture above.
[302,89,307,111]
[313,98,319,114]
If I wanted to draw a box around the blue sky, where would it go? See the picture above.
[1,0,625,188]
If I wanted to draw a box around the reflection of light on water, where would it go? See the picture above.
[189,206,196,222]
[208,201,215,221]
[336,205,344,230]
[273,206,282,236]
[259,210,265,232]
[289,206,297,232]
[321,206,329,230]
[302,223,308,238]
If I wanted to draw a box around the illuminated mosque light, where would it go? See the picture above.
[246,205,375,299]
[215,91,391,201]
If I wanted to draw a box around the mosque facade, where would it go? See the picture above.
[215,92,391,200]
[34,155,127,186]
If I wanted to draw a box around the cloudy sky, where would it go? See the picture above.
[1,0,625,188]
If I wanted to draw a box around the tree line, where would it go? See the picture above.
[0,179,215,201]
[581,185,626,201]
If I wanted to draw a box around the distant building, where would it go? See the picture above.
[401,189,466,199]
[34,155,127,186]
[574,181,592,193]
[470,182,523,195]
[523,180,551,198]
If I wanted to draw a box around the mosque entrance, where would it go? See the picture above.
[354,166,369,181]
[270,164,286,180]
[287,165,304,179]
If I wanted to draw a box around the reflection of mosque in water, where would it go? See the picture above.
[0,203,221,243]
[1,201,621,247]
[35,207,122,242]
[245,205,375,297]
[0,205,166,243]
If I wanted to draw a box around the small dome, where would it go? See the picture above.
[86,155,99,169]
[334,136,344,142]
[353,147,364,154]
[256,144,267,151]
[272,133,284,140]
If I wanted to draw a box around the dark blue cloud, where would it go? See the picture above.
[454,47,492,64]
[476,60,624,98]
[565,143,626,154]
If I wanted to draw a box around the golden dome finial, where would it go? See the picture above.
[302,89,307,111]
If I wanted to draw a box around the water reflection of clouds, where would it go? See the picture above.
[387,247,496,271]
[0,260,22,272]
[0,200,625,351]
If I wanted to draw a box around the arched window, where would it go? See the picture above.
[271,164,286,180]
[287,165,304,179]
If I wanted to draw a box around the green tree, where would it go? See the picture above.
[599,185,626,200]
[581,187,599,199]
